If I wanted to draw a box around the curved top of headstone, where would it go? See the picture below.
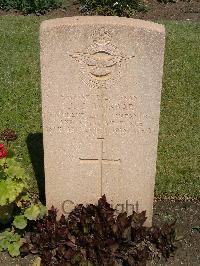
[40,16,165,34]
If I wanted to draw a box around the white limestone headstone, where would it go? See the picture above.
[40,16,165,226]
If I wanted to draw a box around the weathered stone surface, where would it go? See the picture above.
[40,16,165,226]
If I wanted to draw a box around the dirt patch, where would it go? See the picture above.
[0,0,200,21]
[0,199,199,265]
[151,199,200,265]
[134,0,200,22]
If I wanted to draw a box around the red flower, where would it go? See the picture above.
[0,144,8,159]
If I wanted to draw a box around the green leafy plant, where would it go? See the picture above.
[0,0,63,14]
[79,0,147,17]
[0,229,23,257]
[0,129,47,257]
[22,196,178,265]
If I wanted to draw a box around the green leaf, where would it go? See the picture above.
[0,181,8,205]
[13,215,27,229]
[9,233,21,243]
[0,157,30,208]
[38,203,47,219]
[0,230,21,252]
[0,165,6,180]
[0,230,12,239]
[8,242,22,257]
[5,164,25,179]
[7,149,15,158]
[0,158,6,167]
[4,158,29,183]
[0,238,10,250]
[20,194,31,201]
[0,179,25,205]
[24,204,41,220]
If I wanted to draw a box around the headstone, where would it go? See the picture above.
[40,16,165,226]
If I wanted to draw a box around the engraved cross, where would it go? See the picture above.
[79,138,121,195]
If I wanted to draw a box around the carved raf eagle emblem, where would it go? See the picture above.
[70,30,134,80]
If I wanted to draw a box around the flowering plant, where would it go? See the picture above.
[79,0,147,17]
[0,144,7,159]
[0,129,46,257]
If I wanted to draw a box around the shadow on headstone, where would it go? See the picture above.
[26,133,46,204]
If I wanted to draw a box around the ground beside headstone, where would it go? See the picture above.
[0,199,199,265]
[150,199,200,266]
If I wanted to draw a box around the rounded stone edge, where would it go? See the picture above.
[40,16,165,35]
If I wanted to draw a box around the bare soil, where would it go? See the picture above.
[135,0,200,22]
[151,199,200,265]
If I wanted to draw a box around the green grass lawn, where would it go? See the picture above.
[156,21,200,198]
[0,16,199,198]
